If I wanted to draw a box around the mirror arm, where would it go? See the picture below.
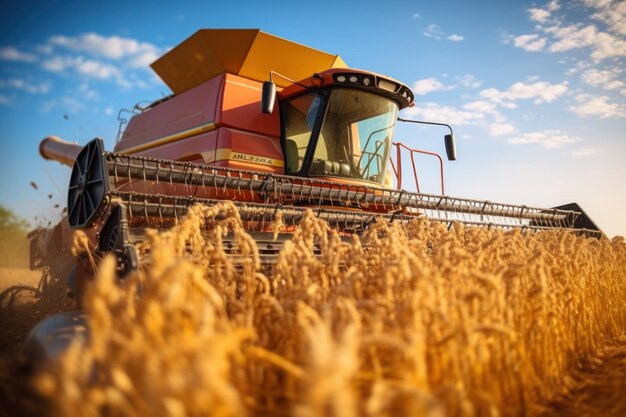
[397,117,457,161]
[397,118,453,135]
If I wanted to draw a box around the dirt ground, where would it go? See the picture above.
[0,268,624,417]
[539,341,626,417]
[0,269,41,289]
[0,268,74,354]
[0,267,74,417]
[0,268,47,356]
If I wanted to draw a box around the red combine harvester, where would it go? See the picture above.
[28,29,602,360]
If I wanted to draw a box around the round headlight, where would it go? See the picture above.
[349,76,358,83]
[363,77,371,86]
[337,75,346,82]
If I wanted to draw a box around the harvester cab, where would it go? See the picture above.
[35,29,603,297]
[267,68,416,186]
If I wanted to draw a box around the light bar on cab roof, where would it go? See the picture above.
[332,72,414,107]
[377,79,397,92]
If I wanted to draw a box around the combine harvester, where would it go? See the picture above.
[28,29,602,360]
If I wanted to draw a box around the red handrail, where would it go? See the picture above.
[390,142,445,195]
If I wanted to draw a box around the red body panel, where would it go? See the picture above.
[115,76,222,153]
[128,131,219,163]
[213,128,283,173]
[218,75,280,137]
[115,73,282,174]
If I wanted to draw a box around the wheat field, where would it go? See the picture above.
[35,202,626,417]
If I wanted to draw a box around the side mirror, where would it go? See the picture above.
[444,134,456,161]
[261,81,276,114]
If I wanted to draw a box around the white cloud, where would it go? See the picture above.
[41,55,69,72]
[583,0,612,7]
[406,99,521,140]
[49,33,160,65]
[545,23,626,61]
[527,1,560,23]
[423,24,464,42]
[480,89,518,109]
[488,123,517,136]
[513,34,547,52]
[581,67,626,93]
[35,32,166,90]
[127,50,160,68]
[42,55,128,85]
[529,8,551,23]
[424,24,444,40]
[565,60,593,76]
[412,78,450,95]
[546,24,597,52]
[105,107,114,115]
[456,75,482,89]
[0,46,37,63]
[76,59,121,79]
[0,78,51,94]
[412,13,420,19]
[463,100,497,112]
[480,80,569,107]
[547,0,561,12]
[567,94,626,118]
[570,147,605,158]
[510,1,626,62]
[43,33,162,77]
[581,68,615,85]
[1,33,160,96]
[585,0,626,35]
[508,130,579,149]
[0,94,11,105]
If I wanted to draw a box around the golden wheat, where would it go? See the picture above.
[36,202,626,417]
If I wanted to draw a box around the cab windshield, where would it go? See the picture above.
[283,89,398,184]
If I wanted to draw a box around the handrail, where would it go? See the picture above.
[116,108,140,143]
[390,142,445,195]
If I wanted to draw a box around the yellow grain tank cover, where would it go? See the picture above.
[151,29,348,94]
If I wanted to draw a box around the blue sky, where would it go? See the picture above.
[1,0,624,237]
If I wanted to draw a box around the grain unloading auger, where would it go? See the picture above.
[27,28,603,363]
